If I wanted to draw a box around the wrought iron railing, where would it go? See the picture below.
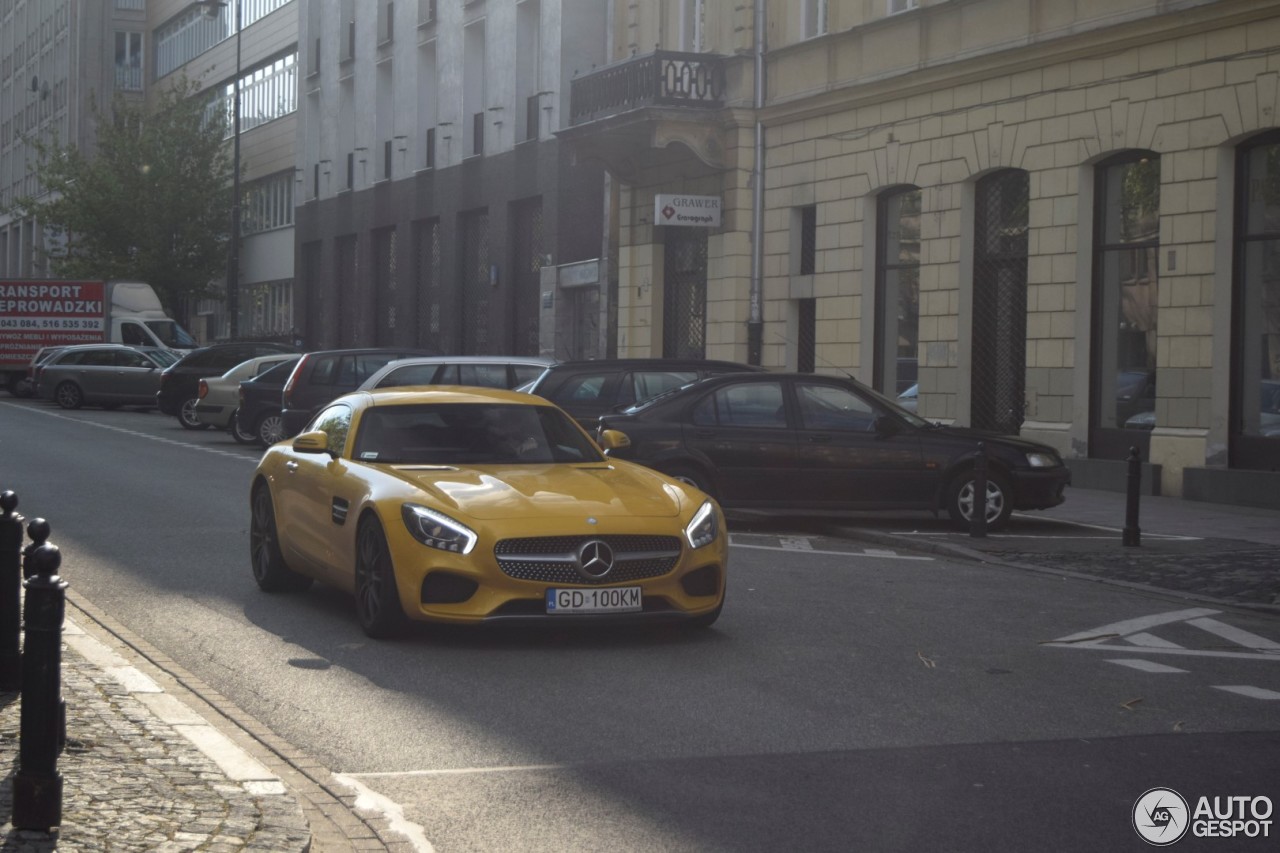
[570,51,725,125]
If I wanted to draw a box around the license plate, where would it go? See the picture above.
[545,587,642,614]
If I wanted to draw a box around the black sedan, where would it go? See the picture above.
[596,372,1070,530]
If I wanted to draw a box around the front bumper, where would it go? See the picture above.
[1010,466,1071,510]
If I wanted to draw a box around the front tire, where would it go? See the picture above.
[230,409,257,444]
[54,381,84,410]
[254,410,287,447]
[355,516,408,639]
[945,468,1014,531]
[250,484,312,592]
[178,397,210,430]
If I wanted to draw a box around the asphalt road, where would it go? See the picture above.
[2,398,1278,852]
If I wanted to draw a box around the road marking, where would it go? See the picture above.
[1186,617,1280,652]
[332,773,436,852]
[1,402,258,462]
[1106,659,1189,674]
[729,541,933,561]
[1046,608,1280,661]
[779,536,812,550]
[1125,632,1185,649]
[1212,685,1280,700]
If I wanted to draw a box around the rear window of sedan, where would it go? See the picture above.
[353,403,603,465]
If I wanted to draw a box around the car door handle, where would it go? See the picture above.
[285,461,299,472]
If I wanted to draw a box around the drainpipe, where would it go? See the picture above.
[746,0,766,365]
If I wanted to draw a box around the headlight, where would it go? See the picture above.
[684,500,719,549]
[401,504,477,555]
[1026,452,1057,468]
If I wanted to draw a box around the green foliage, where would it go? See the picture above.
[6,77,234,314]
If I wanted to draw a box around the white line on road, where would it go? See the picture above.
[729,542,933,561]
[779,536,813,550]
[1124,632,1185,649]
[332,774,436,852]
[1,402,258,462]
[1187,617,1280,652]
[1050,608,1220,644]
[1106,659,1189,674]
[1212,685,1280,700]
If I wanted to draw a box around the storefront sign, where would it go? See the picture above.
[654,194,721,228]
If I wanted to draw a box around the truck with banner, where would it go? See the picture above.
[0,279,197,396]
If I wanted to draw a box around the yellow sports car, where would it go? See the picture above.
[249,387,728,637]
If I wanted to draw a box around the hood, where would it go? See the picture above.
[389,462,684,520]
[928,424,1058,457]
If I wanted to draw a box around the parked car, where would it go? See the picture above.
[234,356,303,447]
[1115,368,1156,426]
[14,345,70,398]
[249,386,727,637]
[193,353,301,437]
[516,357,764,428]
[36,344,178,410]
[279,347,435,438]
[157,341,300,430]
[357,355,555,392]
[1125,378,1280,434]
[596,371,1070,531]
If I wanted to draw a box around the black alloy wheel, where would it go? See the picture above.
[355,516,408,639]
[54,381,84,410]
[178,396,211,430]
[945,468,1014,531]
[249,484,312,593]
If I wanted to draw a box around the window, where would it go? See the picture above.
[706,382,787,428]
[114,32,142,91]
[802,0,827,38]
[1232,133,1280,469]
[888,0,917,14]
[623,371,698,406]
[797,382,878,432]
[1092,152,1160,453]
[875,188,921,395]
[241,172,295,235]
[798,205,817,275]
[310,404,352,454]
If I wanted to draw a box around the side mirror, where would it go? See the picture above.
[292,430,332,455]
[597,429,631,453]
[873,415,900,438]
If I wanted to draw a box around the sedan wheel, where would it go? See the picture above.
[663,464,718,500]
[946,469,1013,531]
[255,410,286,447]
[230,409,257,444]
[249,485,311,593]
[54,381,84,410]
[355,516,408,639]
[178,397,210,430]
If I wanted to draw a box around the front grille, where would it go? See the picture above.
[494,535,682,585]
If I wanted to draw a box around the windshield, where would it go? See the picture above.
[353,403,605,465]
[145,319,198,348]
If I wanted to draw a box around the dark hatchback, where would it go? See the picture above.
[233,355,302,446]
[156,341,300,429]
[280,347,435,437]
[518,357,764,428]
[597,372,1070,530]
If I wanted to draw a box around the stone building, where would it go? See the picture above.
[563,0,1280,506]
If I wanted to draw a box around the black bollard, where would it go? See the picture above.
[0,491,23,691]
[970,442,988,538]
[21,517,51,580]
[1123,446,1142,547]
[13,542,67,831]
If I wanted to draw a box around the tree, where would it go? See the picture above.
[6,78,234,321]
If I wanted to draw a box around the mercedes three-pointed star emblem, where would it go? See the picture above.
[574,539,615,580]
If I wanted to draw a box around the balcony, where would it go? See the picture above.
[561,51,730,183]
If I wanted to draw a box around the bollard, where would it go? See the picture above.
[1123,446,1142,547]
[970,442,988,539]
[0,491,23,691]
[13,541,67,831]
[21,517,51,580]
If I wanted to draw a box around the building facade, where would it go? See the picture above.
[564,0,1280,506]
[149,0,299,343]
[293,0,608,358]
[0,0,145,277]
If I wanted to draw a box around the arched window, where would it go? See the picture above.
[875,187,921,395]
[1091,152,1160,459]
[1232,131,1280,470]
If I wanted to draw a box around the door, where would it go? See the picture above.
[682,380,796,504]
[792,379,927,506]
[111,348,161,404]
[278,403,354,580]
[662,228,707,358]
